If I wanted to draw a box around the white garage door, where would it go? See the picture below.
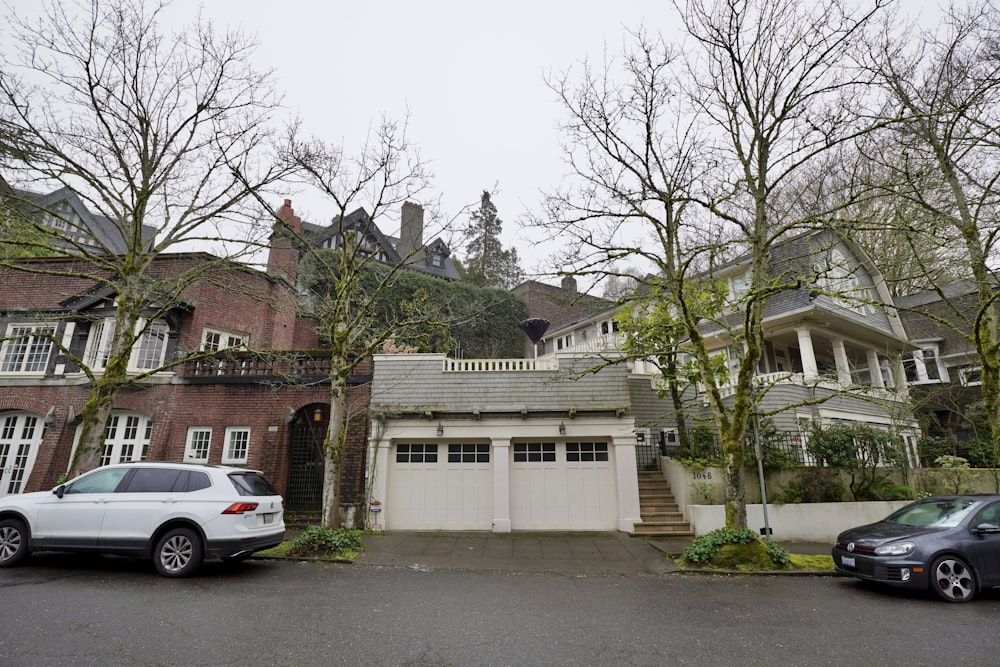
[386,443,493,530]
[510,441,618,530]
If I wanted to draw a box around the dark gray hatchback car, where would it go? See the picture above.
[832,495,1000,602]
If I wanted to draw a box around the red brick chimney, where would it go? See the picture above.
[267,198,302,284]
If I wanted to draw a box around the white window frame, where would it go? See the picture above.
[84,317,169,372]
[222,427,250,465]
[184,427,213,462]
[201,328,248,352]
[820,249,871,314]
[959,366,982,387]
[98,412,151,466]
[0,323,55,374]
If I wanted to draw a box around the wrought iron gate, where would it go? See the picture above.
[286,410,326,511]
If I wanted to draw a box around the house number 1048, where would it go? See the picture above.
[692,471,713,480]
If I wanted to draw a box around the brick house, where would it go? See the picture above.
[0,204,371,514]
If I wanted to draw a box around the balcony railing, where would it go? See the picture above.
[703,372,903,402]
[443,357,558,372]
[182,350,335,381]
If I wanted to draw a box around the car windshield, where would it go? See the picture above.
[885,499,979,528]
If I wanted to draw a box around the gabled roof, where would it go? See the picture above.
[302,205,461,281]
[2,178,157,254]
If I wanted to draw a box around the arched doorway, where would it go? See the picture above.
[285,404,327,512]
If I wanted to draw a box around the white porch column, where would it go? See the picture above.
[613,435,641,533]
[368,426,391,530]
[866,350,885,388]
[491,438,511,533]
[832,339,852,386]
[796,327,819,381]
[893,355,909,399]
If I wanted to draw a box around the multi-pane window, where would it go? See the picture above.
[0,414,41,496]
[184,428,213,462]
[201,329,247,352]
[85,318,169,371]
[514,442,556,463]
[903,346,943,384]
[566,442,609,462]
[447,443,489,463]
[222,427,250,464]
[396,444,438,463]
[1,324,54,373]
[133,322,168,370]
[98,412,151,466]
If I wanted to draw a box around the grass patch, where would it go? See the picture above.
[788,553,834,571]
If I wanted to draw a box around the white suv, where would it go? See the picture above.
[0,462,285,577]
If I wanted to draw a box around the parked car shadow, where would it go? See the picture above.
[15,552,277,580]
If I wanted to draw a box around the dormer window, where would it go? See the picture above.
[84,318,169,372]
[819,248,871,314]
[429,254,443,268]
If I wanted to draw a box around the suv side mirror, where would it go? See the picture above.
[973,522,1000,534]
[52,485,66,499]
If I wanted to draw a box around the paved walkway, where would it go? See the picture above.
[351,531,831,575]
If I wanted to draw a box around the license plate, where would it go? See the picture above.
[262,513,275,525]
[841,555,855,568]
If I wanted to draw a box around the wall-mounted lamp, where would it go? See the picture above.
[313,407,323,422]
[437,422,444,436]
[559,421,566,435]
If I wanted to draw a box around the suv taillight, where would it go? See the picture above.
[222,502,259,514]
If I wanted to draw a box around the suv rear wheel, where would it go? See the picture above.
[153,527,203,577]
[0,518,30,567]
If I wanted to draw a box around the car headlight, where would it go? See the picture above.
[875,541,915,556]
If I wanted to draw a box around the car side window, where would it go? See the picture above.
[122,468,184,493]
[187,471,211,492]
[975,503,1000,526]
[65,468,130,494]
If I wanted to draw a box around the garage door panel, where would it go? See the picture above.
[387,443,492,530]
[510,441,617,530]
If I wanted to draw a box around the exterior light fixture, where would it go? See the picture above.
[313,407,323,422]
[437,422,444,436]
[559,421,566,435]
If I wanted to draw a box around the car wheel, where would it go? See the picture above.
[930,555,976,602]
[0,518,31,567]
[153,527,203,578]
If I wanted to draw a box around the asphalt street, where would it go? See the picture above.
[1,553,998,666]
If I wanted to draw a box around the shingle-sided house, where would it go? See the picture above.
[0,243,370,513]
[547,229,923,463]
[894,281,990,445]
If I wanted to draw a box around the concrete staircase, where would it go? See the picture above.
[631,471,694,538]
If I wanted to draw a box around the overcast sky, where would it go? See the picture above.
[186,0,682,276]
[7,0,948,280]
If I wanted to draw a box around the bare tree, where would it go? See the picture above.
[536,0,888,529]
[865,0,1000,472]
[269,116,438,528]
[0,0,290,476]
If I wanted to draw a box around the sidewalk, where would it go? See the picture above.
[350,531,833,575]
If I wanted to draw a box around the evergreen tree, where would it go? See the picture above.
[461,191,523,289]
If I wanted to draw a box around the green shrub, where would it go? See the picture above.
[774,468,845,503]
[681,527,789,567]
[288,526,365,558]
[918,436,954,467]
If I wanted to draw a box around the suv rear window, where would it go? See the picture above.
[228,472,279,497]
